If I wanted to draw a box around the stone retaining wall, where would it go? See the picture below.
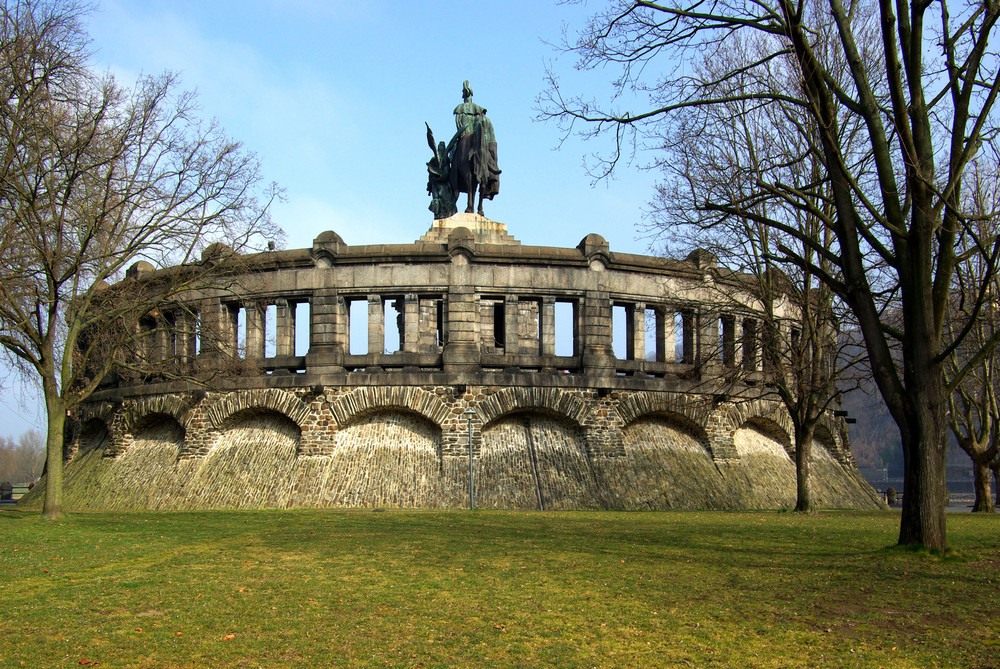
[20,384,884,511]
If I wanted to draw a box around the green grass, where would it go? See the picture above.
[1,509,997,668]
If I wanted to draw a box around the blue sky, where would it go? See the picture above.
[0,0,663,438]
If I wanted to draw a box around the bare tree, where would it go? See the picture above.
[650,33,866,512]
[0,0,281,518]
[945,160,1000,512]
[540,0,1000,551]
[0,428,44,484]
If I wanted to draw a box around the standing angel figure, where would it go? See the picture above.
[425,122,457,220]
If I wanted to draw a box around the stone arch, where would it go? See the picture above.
[477,408,602,510]
[120,395,193,434]
[473,387,589,427]
[812,421,847,462]
[204,389,310,430]
[326,408,445,508]
[77,417,111,456]
[328,386,451,428]
[192,408,302,508]
[217,407,303,440]
[737,416,793,456]
[722,399,793,436]
[72,401,126,458]
[77,402,117,427]
[607,413,725,510]
[615,392,712,432]
[118,412,186,473]
[625,410,712,452]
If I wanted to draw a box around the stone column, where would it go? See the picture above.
[572,299,582,357]
[417,298,441,352]
[275,299,296,357]
[540,296,556,357]
[197,298,228,366]
[504,294,519,356]
[153,313,172,364]
[697,307,719,372]
[681,310,695,364]
[367,295,383,356]
[403,293,419,353]
[245,301,265,360]
[655,307,669,363]
[518,300,540,353]
[174,309,195,367]
[443,285,480,372]
[765,320,784,380]
[306,289,345,372]
[228,304,241,357]
[628,302,645,362]
[582,290,614,376]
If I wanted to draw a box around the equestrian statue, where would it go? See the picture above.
[426,80,501,219]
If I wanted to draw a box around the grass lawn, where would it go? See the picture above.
[1,508,997,668]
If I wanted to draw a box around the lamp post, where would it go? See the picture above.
[464,407,475,510]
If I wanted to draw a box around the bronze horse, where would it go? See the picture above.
[448,110,500,216]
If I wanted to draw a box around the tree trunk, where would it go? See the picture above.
[896,401,948,551]
[794,423,814,512]
[971,460,994,513]
[41,388,66,519]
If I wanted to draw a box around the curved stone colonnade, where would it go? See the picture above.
[20,216,883,511]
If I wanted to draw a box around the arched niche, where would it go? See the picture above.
[477,410,601,510]
[326,409,444,508]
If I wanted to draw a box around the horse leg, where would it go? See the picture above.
[465,187,475,214]
[477,190,485,217]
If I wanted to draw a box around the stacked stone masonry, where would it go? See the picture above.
[21,216,883,511]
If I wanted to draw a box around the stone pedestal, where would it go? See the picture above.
[418,213,520,246]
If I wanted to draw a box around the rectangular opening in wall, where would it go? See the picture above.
[720,315,736,367]
[138,316,156,365]
[236,306,247,359]
[193,311,202,355]
[348,299,368,355]
[675,311,689,363]
[742,318,758,371]
[187,310,201,355]
[612,303,627,359]
[493,301,505,349]
[644,308,658,361]
[385,297,402,354]
[264,304,276,357]
[554,300,575,357]
[436,299,444,348]
[655,308,671,363]
[295,301,310,357]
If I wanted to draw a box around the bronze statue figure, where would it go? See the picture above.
[425,80,500,219]
[426,123,457,219]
